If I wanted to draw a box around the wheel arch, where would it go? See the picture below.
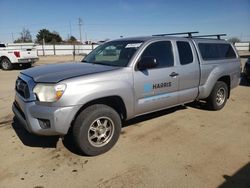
[218,75,231,98]
[0,56,11,63]
[70,96,127,133]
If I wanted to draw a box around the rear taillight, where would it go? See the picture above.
[14,51,20,58]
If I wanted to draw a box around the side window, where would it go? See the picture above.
[198,43,236,60]
[218,44,236,58]
[198,43,220,60]
[141,41,174,68]
[177,41,193,65]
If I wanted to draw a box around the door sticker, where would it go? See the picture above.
[144,83,152,93]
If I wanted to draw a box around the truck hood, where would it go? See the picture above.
[21,62,120,83]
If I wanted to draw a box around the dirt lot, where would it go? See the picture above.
[0,55,250,188]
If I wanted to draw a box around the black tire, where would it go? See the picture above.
[207,81,228,110]
[23,63,32,69]
[72,104,121,156]
[243,66,250,80]
[1,58,13,70]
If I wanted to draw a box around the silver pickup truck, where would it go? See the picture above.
[12,33,241,155]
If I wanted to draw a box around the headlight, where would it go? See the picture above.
[33,83,66,102]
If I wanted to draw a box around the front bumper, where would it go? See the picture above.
[12,94,80,136]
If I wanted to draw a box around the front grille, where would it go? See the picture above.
[15,78,30,99]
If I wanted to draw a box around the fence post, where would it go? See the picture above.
[42,38,45,56]
[42,44,45,56]
[73,45,75,61]
[53,44,56,55]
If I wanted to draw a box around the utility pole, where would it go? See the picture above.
[78,18,83,44]
[69,21,72,37]
[11,33,14,43]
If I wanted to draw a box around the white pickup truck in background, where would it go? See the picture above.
[0,43,39,70]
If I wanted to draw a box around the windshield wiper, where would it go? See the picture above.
[82,60,96,64]
[82,60,119,67]
[93,62,110,66]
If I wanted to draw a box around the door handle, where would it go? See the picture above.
[169,72,179,77]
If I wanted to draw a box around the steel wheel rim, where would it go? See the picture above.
[87,117,115,147]
[216,88,226,106]
[2,60,9,69]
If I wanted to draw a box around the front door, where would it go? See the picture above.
[133,41,179,115]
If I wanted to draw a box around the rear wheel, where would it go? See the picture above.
[243,66,250,80]
[23,63,32,69]
[72,104,121,156]
[1,58,13,70]
[207,81,228,110]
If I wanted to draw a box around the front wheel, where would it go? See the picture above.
[207,81,228,110]
[72,104,121,156]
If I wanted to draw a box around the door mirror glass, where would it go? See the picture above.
[138,56,158,70]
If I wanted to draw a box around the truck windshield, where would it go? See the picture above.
[82,40,143,67]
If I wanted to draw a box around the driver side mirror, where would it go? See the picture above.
[137,56,158,70]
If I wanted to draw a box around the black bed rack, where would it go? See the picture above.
[152,32,226,40]
[193,34,227,40]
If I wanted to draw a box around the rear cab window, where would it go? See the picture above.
[177,41,193,65]
[198,43,236,60]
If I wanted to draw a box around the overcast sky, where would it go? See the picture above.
[0,0,249,43]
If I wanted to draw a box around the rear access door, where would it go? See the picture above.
[175,40,200,103]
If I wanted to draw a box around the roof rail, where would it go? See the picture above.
[193,34,226,40]
[152,31,199,38]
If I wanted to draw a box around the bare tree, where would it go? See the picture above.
[228,37,241,44]
[14,28,32,43]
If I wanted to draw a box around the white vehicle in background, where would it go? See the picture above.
[0,43,39,70]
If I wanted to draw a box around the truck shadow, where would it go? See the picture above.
[240,75,250,87]
[12,117,59,148]
[123,105,187,127]
[63,105,188,156]
[186,101,211,111]
[219,162,250,188]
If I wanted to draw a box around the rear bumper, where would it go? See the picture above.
[18,58,39,63]
[12,94,80,136]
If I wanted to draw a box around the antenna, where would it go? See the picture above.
[152,31,199,38]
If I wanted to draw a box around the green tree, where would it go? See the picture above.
[67,35,78,44]
[228,37,241,44]
[36,29,63,44]
[51,31,63,44]
[14,28,32,43]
